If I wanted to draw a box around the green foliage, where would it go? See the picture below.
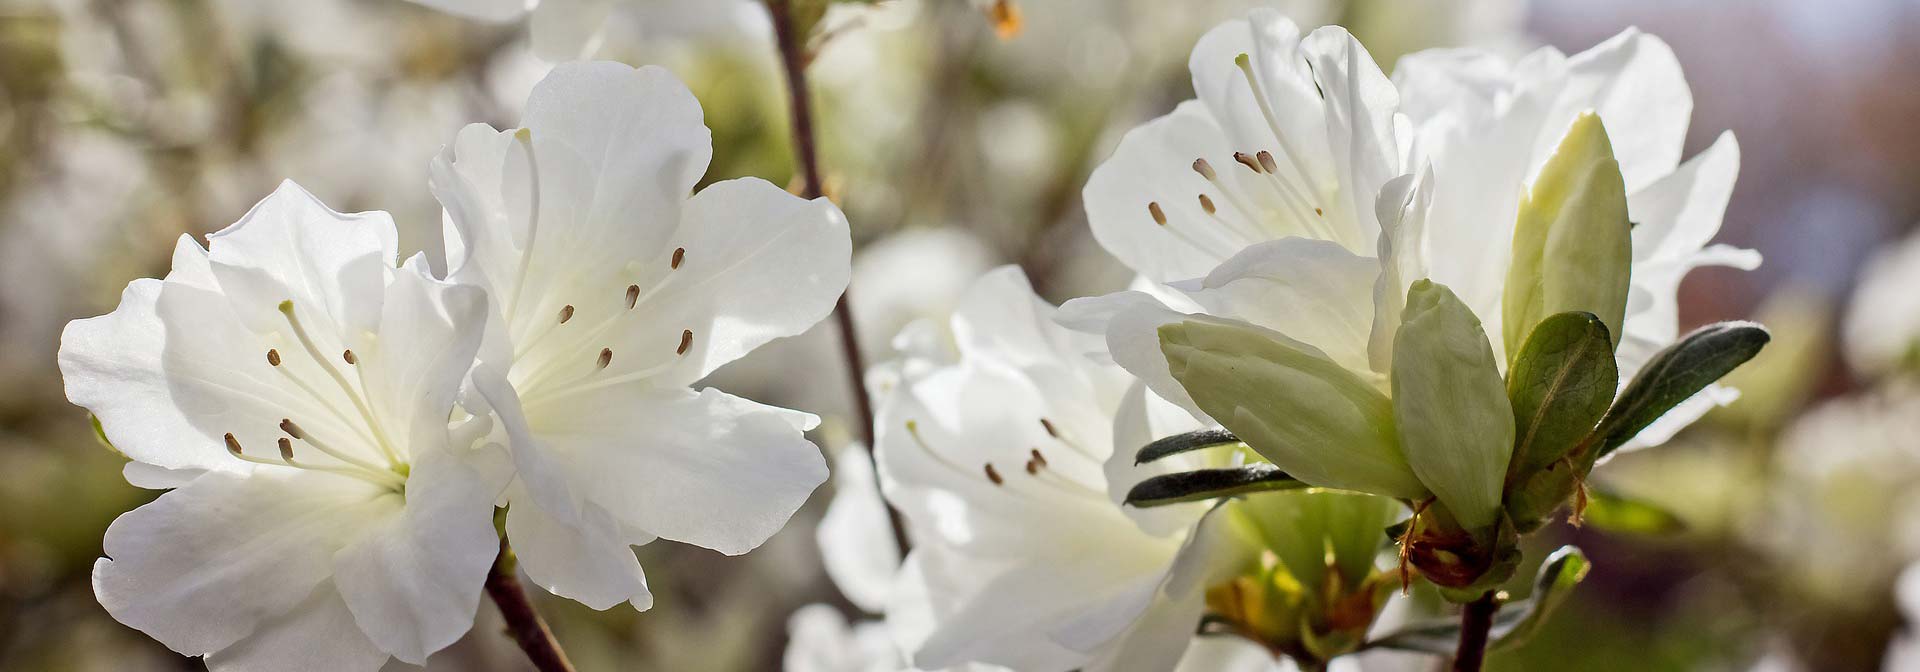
[1123,463,1305,508]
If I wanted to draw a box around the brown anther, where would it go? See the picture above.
[1233,151,1263,173]
[1198,194,1216,215]
[224,433,243,456]
[596,348,613,370]
[1040,418,1059,438]
[558,305,575,324]
[1314,207,1323,216]
[984,463,1004,485]
[1255,150,1279,174]
[279,418,305,439]
[266,349,282,367]
[676,329,693,355]
[1025,459,1039,475]
[1029,448,1048,468]
[1148,202,1168,226]
[277,438,295,462]
[625,284,640,310]
[342,349,358,365]
[1192,158,1216,180]
[671,247,686,270]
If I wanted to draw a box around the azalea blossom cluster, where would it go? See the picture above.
[54,2,1769,671]
[59,62,849,670]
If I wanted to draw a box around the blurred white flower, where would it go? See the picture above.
[428,61,845,610]
[1765,384,1920,603]
[404,0,767,61]
[1843,230,1920,378]
[1884,565,1920,671]
[58,182,507,671]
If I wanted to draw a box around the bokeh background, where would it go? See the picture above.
[2,0,1918,670]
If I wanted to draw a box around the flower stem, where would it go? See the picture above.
[485,539,575,672]
[1451,590,1501,672]
[765,0,911,557]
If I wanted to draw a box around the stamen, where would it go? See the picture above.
[278,438,295,462]
[596,348,613,370]
[1199,194,1216,215]
[671,247,686,270]
[1192,158,1216,180]
[266,349,281,367]
[279,418,305,439]
[503,128,542,324]
[1233,53,1322,189]
[984,463,1003,485]
[677,329,693,355]
[1040,418,1059,438]
[558,305,575,324]
[1255,150,1279,174]
[1233,151,1264,173]
[1148,202,1168,226]
[625,285,640,310]
[1025,459,1039,475]
[1030,448,1048,468]
[279,300,400,466]
[225,433,243,456]
[341,349,357,365]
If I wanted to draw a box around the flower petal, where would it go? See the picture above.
[506,487,655,611]
[818,444,900,613]
[1185,237,1381,374]
[203,581,388,672]
[1083,100,1254,283]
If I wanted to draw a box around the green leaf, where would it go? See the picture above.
[1161,319,1426,499]
[1502,112,1633,361]
[1581,488,1685,535]
[1123,463,1306,508]
[1506,312,1617,477]
[1135,428,1243,465]
[1364,607,1530,655]
[1492,546,1591,651]
[89,413,122,457]
[1596,321,1770,457]
[1393,280,1514,531]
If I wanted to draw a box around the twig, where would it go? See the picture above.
[1451,590,1501,672]
[765,0,911,557]
[485,539,575,672]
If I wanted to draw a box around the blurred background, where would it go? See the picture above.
[2,0,1918,669]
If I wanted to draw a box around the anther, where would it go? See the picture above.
[1148,202,1168,226]
[625,284,640,309]
[1192,158,1216,180]
[984,463,1004,485]
[558,305,575,324]
[1025,459,1039,475]
[1255,150,1279,174]
[1233,151,1264,173]
[224,433,243,456]
[342,349,358,365]
[596,348,613,370]
[1199,194,1216,215]
[266,349,281,367]
[1040,418,1059,438]
[1315,207,1323,216]
[278,438,295,462]
[279,418,305,439]
[677,329,693,355]
[671,247,686,270]
[1030,448,1048,468]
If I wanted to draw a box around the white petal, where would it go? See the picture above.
[1300,25,1403,248]
[530,0,612,61]
[332,445,505,664]
[1107,381,1213,537]
[506,487,654,611]
[1621,132,1741,350]
[204,581,389,672]
[122,462,204,489]
[818,444,901,613]
[1083,100,1254,283]
[1185,237,1382,374]
[641,178,851,387]
[1544,29,1692,193]
[93,470,395,657]
[403,0,527,22]
[514,385,827,555]
[204,180,395,338]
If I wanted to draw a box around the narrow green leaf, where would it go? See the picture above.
[1491,546,1591,651]
[1135,428,1243,465]
[1582,489,1686,535]
[1506,312,1617,477]
[1123,463,1306,508]
[1596,321,1770,457]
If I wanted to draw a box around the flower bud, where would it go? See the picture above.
[1392,280,1514,531]
[1502,111,1633,362]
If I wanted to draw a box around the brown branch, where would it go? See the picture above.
[765,0,912,558]
[1451,590,1501,672]
[485,539,575,672]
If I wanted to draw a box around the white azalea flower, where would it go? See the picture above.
[58,182,506,671]
[428,61,845,610]
[404,0,765,61]
[1843,230,1920,378]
